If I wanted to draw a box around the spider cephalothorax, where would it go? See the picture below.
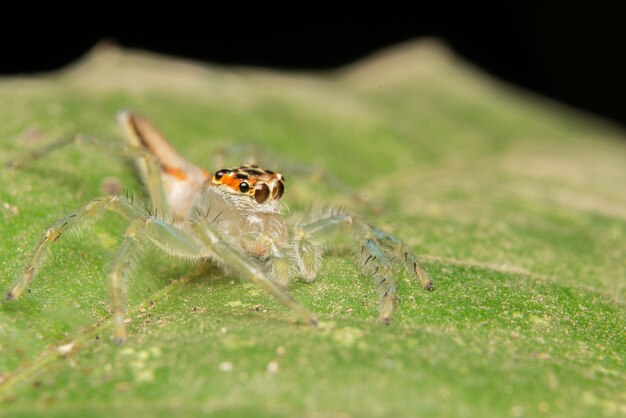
[7,111,435,342]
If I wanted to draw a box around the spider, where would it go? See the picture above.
[6,112,434,342]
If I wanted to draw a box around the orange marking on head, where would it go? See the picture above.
[218,173,238,189]
[216,173,257,193]
[163,165,188,181]
[211,166,285,202]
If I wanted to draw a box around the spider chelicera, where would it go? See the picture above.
[7,112,434,342]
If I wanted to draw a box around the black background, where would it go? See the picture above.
[2,4,624,128]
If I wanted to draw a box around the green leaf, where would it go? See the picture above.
[1,40,624,418]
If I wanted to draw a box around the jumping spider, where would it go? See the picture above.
[7,112,434,342]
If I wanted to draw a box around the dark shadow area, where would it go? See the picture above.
[2,4,624,128]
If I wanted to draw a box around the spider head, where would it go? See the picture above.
[210,165,285,208]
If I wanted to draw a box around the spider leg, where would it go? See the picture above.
[240,228,322,286]
[211,144,261,169]
[359,238,397,324]
[6,196,142,301]
[192,216,317,327]
[292,227,323,283]
[6,134,122,170]
[9,113,203,221]
[300,210,434,324]
[118,112,211,222]
[241,232,294,287]
[369,226,435,291]
[118,113,172,220]
[287,165,368,207]
[136,146,172,221]
[109,217,205,342]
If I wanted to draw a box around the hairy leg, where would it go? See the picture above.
[108,217,205,342]
[118,112,209,222]
[6,135,117,170]
[6,196,142,300]
[300,209,434,323]
[292,226,322,283]
[240,227,322,286]
[369,226,435,291]
[8,119,177,220]
[358,238,398,324]
[192,215,317,326]
[241,232,293,287]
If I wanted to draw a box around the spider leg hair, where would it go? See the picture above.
[118,111,209,223]
[192,215,317,327]
[6,123,175,221]
[6,196,143,301]
[300,208,434,324]
[241,232,294,288]
[6,134,123,170]
[369,226,435,291]
[141,151,172,221]
[359,238,397,324]
[292,227,323,283]
[109,217,206,342]
[211,144,261,169]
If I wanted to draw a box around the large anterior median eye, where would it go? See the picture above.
[254,184,270,204]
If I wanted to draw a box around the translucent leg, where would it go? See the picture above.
[109,235,139,343]
[117,112,178,221]
[241,227,322,285]
[109,217,205,342]
[359,239,397,324]
[241,232,293,287]
[211,144,261,169]
[301,210,434,323]
[6,196,142,300]
[369,226,435,290]
[291,227,322,283]
[7,126,173,221]
[6,135,117,170]
[192,216,317,326]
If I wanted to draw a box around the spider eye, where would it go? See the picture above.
[214,170,227,180]
[272,180,285,200]
[254,184,270,204]
[239,181,250,193]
